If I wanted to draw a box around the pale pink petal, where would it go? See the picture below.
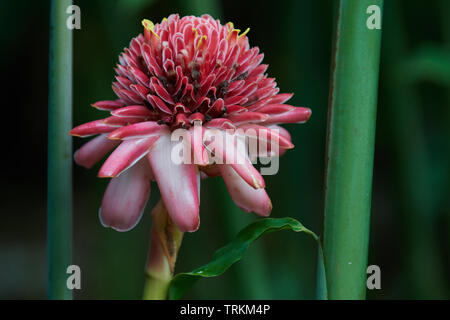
[237,124,294,149]
[257,105,312,124]
[189,125,209,166]
[99,159,152,232]
[111,105,154,118]
[101,115,144,126]
[219,165,272,216]
[147,133,200,232]
[70,119,120,137]
[204,118,236,130]
[98,136,160,177]
[268,125,292,157]
[74,134,120,169]
[226,112,268,125]
[205,129,265,189]
[91,100,125,111]
[108,122,167,140]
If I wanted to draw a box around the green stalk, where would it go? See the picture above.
[323,0,383,299]
[47,0,73,300]
[143,201,183,300]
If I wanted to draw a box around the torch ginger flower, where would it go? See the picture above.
[70,14,311,233]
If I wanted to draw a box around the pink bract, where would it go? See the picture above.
[70,14,311,232]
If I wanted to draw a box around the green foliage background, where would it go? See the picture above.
[0,0,448,299]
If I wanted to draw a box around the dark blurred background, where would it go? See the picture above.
[0,0,449,299]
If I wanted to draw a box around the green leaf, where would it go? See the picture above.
[168,217,318,300]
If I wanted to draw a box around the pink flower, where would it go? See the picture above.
[70,14,311,233]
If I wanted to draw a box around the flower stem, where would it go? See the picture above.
[143,201,183,300]
[323,0,383,299]
[47,0,73,300]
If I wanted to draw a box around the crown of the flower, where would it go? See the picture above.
[72,14,310,135]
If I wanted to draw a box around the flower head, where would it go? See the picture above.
[70,14,311,232]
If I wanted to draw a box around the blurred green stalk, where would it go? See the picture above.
[175,0,221,17]
[323,0,383,299]
[382,1,447,298]
[47,0,73,300]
